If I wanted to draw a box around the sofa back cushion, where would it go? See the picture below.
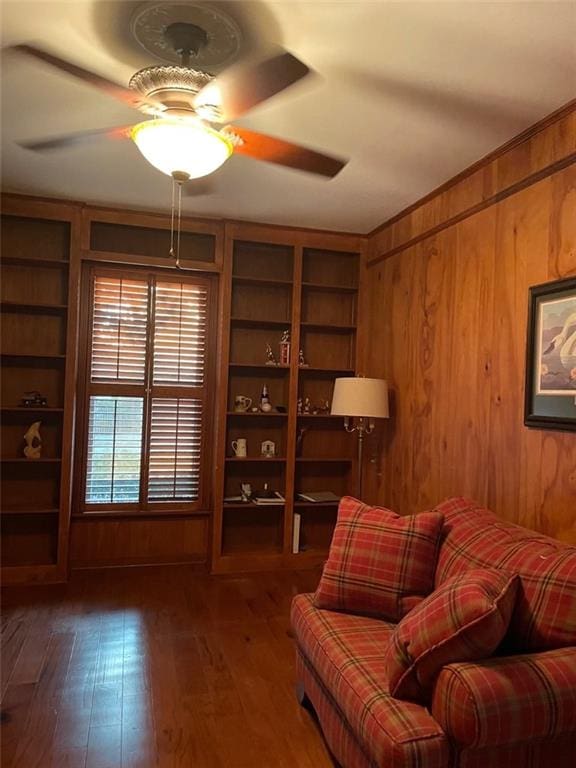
[314,496,444,621]
[434,498,576,651]
[385,568,518,703]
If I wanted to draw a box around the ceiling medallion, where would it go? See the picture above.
[130,1,242,70]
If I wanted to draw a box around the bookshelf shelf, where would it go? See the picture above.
[225,456,287,462]
[1,301,68,314]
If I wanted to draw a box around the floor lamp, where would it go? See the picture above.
[331,377,389,499]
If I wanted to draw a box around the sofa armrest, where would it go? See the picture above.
[431,647,576,749]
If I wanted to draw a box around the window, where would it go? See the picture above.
[79,268,215,512]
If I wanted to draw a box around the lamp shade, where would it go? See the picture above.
[131,119,233,179]
[331,377,389,419]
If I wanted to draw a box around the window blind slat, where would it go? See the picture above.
[90,276,149,383]
[147,398,203,502]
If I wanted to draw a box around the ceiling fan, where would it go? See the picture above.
[8,19,347,183]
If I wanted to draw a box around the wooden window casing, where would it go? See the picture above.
[76,265,217,515]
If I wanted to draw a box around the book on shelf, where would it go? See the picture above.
[253,491,285,505]
[292,512,301,554]
[297,491,341,503]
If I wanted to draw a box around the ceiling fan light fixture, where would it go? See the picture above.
[130,119,233,179]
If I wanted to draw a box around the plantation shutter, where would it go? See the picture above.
[90,276,149,383]
[152,281,208,386]
[86,396,144,504]
[147,398,203,500]
[82,269,212,511]
[147,281,208,502]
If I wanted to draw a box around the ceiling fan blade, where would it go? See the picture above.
[8,44,153,112]
[231,127,347,178]
[19,124,132,152]
[195,50,310,122]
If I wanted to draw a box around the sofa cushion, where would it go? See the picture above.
[291,593,450,767]
[385,569,518,703]
[434,497,576,651]
[314,496,444,620]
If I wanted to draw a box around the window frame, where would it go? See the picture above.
[75,263,217,516]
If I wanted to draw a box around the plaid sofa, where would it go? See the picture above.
[291,497,576,767]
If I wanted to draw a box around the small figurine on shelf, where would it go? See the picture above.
[295,426,309,457]
[298,349,309,368]
[261,440,276,458]
[240,482,253,502]
[303,397,312,414]
[265,343,278,366]
[279,330,291,366]
[297,397,303,415]
[23,421,42,459]
[20,391,48,408]
[260,384,272,412]
[321,399,331,414]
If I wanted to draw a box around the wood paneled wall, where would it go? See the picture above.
[363,102,576,543]
[69,516,209,568]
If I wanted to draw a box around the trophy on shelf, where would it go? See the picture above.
[279,330,290,366]
[265,343,278,366]
[298,349,309,367]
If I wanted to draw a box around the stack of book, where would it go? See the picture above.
[253,491,285,505]
[297,491,341,503]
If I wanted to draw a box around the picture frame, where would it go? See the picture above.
[524,276,576,431]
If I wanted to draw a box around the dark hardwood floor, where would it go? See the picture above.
[1,566,333,768]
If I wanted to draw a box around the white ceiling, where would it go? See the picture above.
[1,1,575,234]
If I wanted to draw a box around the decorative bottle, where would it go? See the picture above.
[260,384,271,412]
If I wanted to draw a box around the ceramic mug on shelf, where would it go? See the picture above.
[232,438,247,457]
[234,395,252,412]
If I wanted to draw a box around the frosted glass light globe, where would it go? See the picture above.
[131,119,233,179]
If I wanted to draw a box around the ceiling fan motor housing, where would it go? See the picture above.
[129,64,215,117]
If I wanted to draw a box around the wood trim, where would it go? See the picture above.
[72,510,211,520]
[81,249,222,273]
[82,204,224,232]
[1,564,62,585]
[368,151,576,267]
[283,246,303,555]
[369,97,576,238]
[210,224,234,568]
[225,220,366,251]
[1,194,78,221]
[55,207,82,580]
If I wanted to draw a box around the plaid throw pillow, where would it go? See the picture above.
[385,568,519,703]
[313,497,444,620]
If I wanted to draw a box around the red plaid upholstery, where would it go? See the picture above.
[434,497,576,651]
[292,593,450,768]
[386,569,518,703]
[314,496,444,620]
[455,734,576,768]
[432,647,576,752]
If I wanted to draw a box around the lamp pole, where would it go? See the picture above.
[343,416,375,499]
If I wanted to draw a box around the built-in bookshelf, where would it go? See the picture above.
[0,203,79,583]
[213,228,363,573]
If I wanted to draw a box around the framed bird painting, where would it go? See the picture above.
[525,276,576,431]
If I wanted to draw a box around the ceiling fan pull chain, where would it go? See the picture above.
[169,175,176,259]
[175,180,183,270]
